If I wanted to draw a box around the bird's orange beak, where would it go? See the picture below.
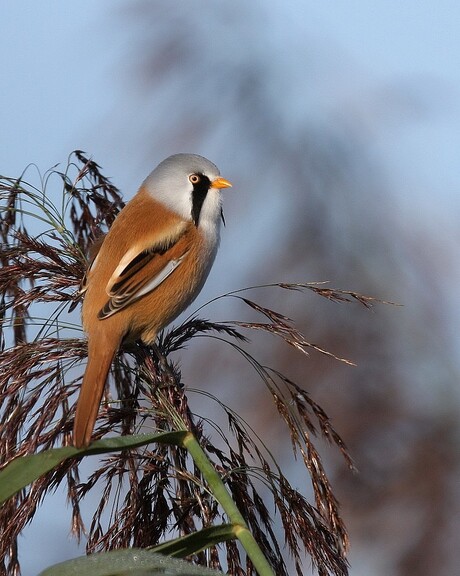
[211,177,232,190]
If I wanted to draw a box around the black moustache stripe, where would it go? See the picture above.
[191,175,211,226]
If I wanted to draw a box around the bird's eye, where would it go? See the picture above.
[189,174,200,184]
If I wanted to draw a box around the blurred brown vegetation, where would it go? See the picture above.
[115,2,460,575]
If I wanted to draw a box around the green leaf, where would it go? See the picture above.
[0,432,187,505]
[151,524,236,557]
[39,549,224,575]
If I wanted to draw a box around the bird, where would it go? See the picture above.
[72,153,232,448]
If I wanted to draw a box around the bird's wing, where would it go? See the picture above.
[98,222,189,319]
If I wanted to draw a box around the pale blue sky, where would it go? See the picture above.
[2,1,460,221]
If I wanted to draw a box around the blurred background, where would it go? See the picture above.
[1,2,459,575]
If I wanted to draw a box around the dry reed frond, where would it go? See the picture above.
[0,154,382,575]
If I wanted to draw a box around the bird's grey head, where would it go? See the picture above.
[143,153,228,233]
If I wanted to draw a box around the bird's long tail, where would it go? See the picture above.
[73,335,118,448]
